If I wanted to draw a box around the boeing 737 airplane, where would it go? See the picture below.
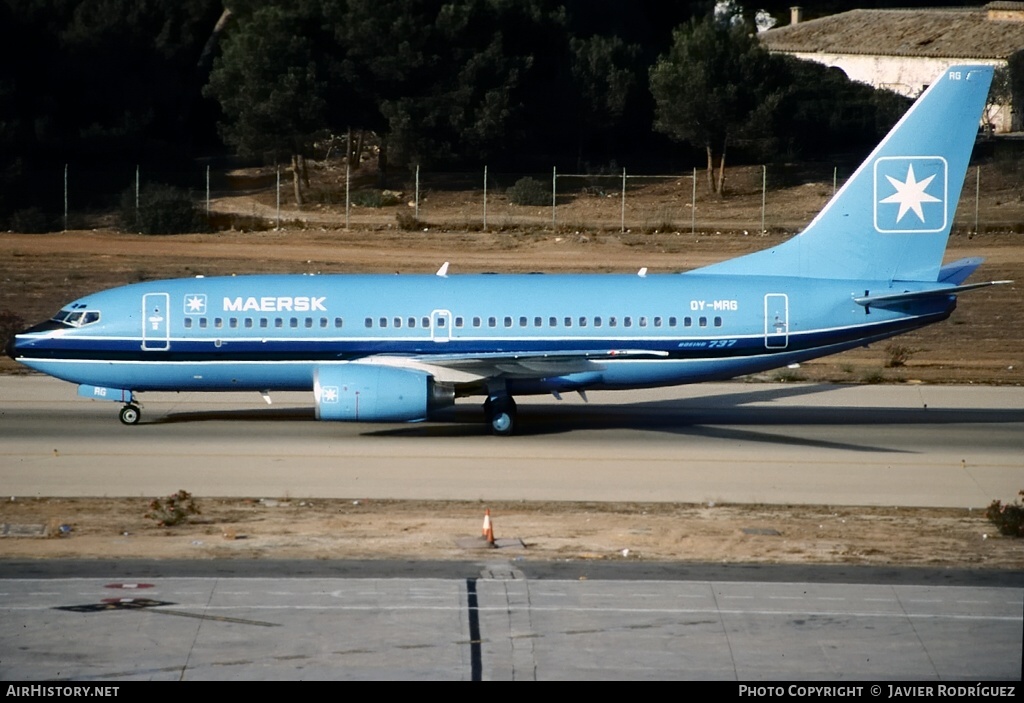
[8,65,1010,434]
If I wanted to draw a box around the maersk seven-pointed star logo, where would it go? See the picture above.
[321,386,339,403]
[183,294,207,315]
[873,156,947,233]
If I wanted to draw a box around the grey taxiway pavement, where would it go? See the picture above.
[1,561,1022,681]
[2,376,1022,680]
[1,376,1022,506]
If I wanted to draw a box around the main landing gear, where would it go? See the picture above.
[483,395,517,436]
[119,403,141,425]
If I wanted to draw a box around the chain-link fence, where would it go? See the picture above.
[19,160,1024,235]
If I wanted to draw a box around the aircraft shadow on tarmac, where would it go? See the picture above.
[150,383,1024,451]
[367,383,1024,449]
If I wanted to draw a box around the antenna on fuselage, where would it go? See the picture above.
[436,262,450,277]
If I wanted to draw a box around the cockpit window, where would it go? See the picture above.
[51,309,100,327]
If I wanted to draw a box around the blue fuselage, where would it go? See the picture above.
[13,273,953,396]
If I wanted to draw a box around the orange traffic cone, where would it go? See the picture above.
[481,509,495,546]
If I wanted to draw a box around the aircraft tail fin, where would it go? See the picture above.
[694,65,994,283]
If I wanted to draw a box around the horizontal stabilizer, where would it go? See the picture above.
[854,280,1011,306]
[938,257,984,284]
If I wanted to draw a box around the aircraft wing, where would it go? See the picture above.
[351,349,668,383]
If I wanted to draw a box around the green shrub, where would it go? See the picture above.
[10,207,59,233]
[861,370,886,384]
[986,491,1024,537]
[395,210,420,230]
[350,189,401,208]
[146,489,201,527]
[884,342,916,368]
[119,183,206,234]
[507,176,549,206]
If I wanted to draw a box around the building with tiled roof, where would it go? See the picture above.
[760,4,1024,131]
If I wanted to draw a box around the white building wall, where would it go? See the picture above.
[786,52,1011,132]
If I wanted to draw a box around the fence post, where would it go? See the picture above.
[761,164,766,234]
[691,167,696,235]
[345,163,350,231]
[621,168,627,233]
[833,166,837,195]
[975,165,980,233]
[205,165,210,217]
[551,166,557,229]
[483,165,488,231]
[135,165,140,225]
[415,164,420,220]
[275,166,281,230]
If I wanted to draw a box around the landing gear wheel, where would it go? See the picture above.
[485,396,517,436]
[119,404,141,425]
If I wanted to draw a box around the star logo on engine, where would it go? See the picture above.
[321,386,339,403]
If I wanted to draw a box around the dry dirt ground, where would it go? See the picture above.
[2,164,1022,568]
[2,498,1022,569]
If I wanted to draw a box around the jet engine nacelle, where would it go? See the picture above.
[313,364,454,422]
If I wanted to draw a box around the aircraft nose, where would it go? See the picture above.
[4,318,31,359]
[4,331,19,359]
